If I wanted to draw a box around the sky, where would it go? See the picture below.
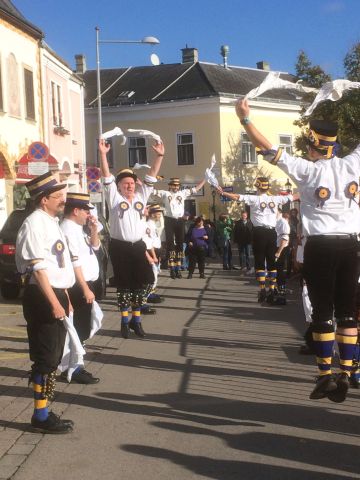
[13,0,360,78]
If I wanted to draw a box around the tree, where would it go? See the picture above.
[293,45,360,156]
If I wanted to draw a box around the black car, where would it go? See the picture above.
[0,206,110,300]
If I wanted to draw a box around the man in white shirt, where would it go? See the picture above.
[98,138,164,339]
[154,177,205,279]
[61,192,101,384]
[236,98,360,403]
[16,172,75,434]
[218,179,292,302]
[274,211,291,303]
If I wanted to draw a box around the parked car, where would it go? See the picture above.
[0,205,110,301]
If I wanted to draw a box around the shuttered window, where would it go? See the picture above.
[24,68,35,120]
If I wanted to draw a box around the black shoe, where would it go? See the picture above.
[129,319,146,337]
[31,412,73,434]
[258,290,267,302]
[71,369,100,385]
[170,270,176,279]
[147,295,163,304]
[121,322,130,339]
[199,273,205,278]
[176,271,182,279]
[309,374,338,400]
[141,305,156,315]
[350,372,360,389]
[266,291,275,304]
[298,344,316,355]
[187,273,193,279]
[327,373,350,403]
[47,411,74,427]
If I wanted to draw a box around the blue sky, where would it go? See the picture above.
[14,0,360,77]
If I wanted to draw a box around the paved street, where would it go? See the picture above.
[0,265,359,480]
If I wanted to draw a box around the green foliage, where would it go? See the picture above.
[294,45,360,156]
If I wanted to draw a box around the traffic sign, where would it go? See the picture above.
[28,142,49,161]
[86,166,101,181]
[87,180,101,193]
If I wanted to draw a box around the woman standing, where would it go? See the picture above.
[186,217,209,279]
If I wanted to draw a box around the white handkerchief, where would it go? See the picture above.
[245,71,316,100]
[90,301,104,339]
[127,128,162,144]
[101,127,127,145]
[304,79,360,116]
[205,154,219,188]
[133,163,151,170]
[58,313,86,382]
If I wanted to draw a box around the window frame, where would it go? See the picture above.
[241,132,257,165]
[23,66,35,121]
[51,80,63,126]
[279,134,293,155]
[177,132,194,166]
[128,136,148,168]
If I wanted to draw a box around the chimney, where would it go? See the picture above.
[181,47,198,64]
[256,61,270,71]
[220,45,229,68]
[75,54,87,74]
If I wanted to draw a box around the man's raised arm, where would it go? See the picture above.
[149,142,165,178]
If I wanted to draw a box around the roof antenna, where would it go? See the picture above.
[220,45,229,69]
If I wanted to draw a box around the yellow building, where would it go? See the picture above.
[81,48,302,220]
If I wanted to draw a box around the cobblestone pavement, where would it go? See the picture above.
[0,266,359,480]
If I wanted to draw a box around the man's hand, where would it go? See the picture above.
[98,138,111,155]
[152,141,165,157]
[235,99,250,120]
[83,287,95,304]
[215,186,224,195]
[52,304,66,320]
[87,215,98,232]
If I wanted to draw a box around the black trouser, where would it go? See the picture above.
[188,246,206,274]
[303,236,359,325]
[23,285,69,375]
[68,281,95,342]
[252,227,277,271]
[164,216,185,253]
[276,246,289,289]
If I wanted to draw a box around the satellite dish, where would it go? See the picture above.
[150,53,160,66]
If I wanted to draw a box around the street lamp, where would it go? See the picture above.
[211,188,216,223]
[285,178,292,194]
[95,27,160,139]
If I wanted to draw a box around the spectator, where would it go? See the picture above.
[233,211,253,270]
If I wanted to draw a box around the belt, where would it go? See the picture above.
[111,238,143,246]
[254,225,275,230]
[307,234,358,241]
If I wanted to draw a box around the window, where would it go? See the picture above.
[96,138,113,169]
[241,133,257,164]
[0,60,3,111]
[279,135,293,155]
[128,137,147,167]
[177,133,194,165]
[51,81,62,126]
[24,68,35,120]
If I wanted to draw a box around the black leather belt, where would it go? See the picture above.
[254,225,275,230]
[111,238,143,246]
[308,234,358,240]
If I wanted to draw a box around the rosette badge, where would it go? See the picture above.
[52,240,65,268]
[260,202,267,210]
[134,201,144,218]
[346,181,358,198]
[118,201,129,219]
[315,186,331,207]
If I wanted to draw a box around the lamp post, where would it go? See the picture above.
[95,27,160,139]
[211,189,216,223]
[95,27,159,217]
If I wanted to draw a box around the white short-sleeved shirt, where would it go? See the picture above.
[275,217,291,247]
[16,209,75,289]
[103,174,156,243]
[153,188,196,219]
[60,218,100,282]
[275,145,360,236]
[237,193,293,228]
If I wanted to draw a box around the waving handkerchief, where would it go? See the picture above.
[89,300,104,339]
[101,127,127,145]
[132,163,151,170]
[58,313,86,382]
[205,154,219,188]
[304,79,360,116]
[127,128,162,144]
[245,71,316,100]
